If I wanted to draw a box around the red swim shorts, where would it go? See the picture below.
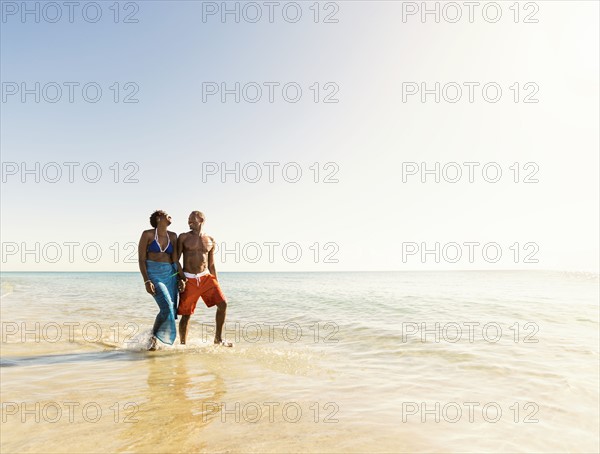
[178,274,226,315]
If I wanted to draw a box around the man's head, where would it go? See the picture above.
[188,211,205,231]
[150,210,172,228]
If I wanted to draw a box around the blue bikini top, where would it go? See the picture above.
[148,228,173,254]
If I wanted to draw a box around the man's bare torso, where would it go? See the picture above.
[180,232,214,274]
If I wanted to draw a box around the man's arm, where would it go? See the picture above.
[208,236,217,280]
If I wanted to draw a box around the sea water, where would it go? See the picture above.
[1,271,598,453]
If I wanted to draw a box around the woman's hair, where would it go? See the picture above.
[149,210,167,228]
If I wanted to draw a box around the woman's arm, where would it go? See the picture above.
[172,232,186,292]
[138,231,155,294]
[138,231,149,280]
[176,233,186,279]
[170,231,184,277]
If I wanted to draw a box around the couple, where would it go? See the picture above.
[138,210,233,350]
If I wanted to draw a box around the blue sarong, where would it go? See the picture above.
[146,260,178,345]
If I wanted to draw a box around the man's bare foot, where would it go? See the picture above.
[148,336,158,351]
[214,339,233,347]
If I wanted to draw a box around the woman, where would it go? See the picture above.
[138,210,184,350]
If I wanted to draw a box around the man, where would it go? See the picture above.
[177,211,233,346]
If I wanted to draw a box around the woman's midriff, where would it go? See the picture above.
[147,251,172,263]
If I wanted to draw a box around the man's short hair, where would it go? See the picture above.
[150,210,167,228]
[190,211,205,219]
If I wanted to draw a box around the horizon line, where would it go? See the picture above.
[1,269,598,274]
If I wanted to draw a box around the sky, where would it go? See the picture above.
[0,0,598,272]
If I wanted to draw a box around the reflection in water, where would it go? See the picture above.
[120,354,226,453]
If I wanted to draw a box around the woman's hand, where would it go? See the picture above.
[145,281,156,295]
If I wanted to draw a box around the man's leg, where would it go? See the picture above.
[214,301,226,342]
[179,315,190,344]
[178,279,199,345]
[214,301,232,346]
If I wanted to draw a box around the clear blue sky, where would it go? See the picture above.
[1,1,598,271]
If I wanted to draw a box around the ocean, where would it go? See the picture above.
[1,271,598,453]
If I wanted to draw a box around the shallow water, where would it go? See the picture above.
[1,271,598,453]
